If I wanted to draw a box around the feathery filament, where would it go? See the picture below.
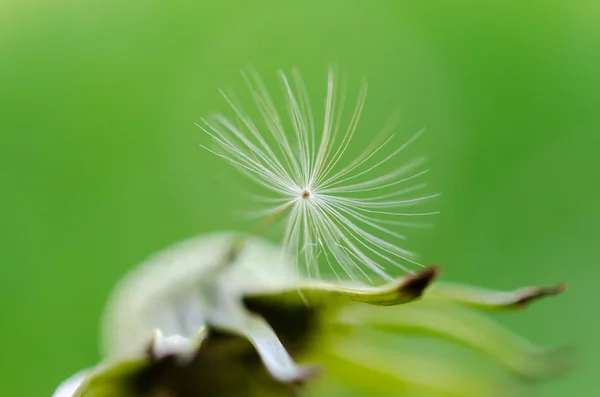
[197,68,438,283]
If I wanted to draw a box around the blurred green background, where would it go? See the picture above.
[1,1,598,396]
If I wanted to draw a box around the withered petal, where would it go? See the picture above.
[314,335,513,397]
[219,312,319,383]
[71,359,149,397]
[244,267,438,308]
[337,301,572,381]
[424,280,566,310]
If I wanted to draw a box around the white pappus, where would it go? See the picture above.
[197,67,439,283]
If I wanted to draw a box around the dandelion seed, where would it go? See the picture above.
[197,68,439,283]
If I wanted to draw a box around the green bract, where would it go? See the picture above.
[53,233,569,397]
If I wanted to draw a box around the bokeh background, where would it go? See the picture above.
[1,1,599,396]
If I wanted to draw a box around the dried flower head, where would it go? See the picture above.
[197,68,438,282]
[52,233,568,397]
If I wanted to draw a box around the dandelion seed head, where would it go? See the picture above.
[197,67,438,284]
